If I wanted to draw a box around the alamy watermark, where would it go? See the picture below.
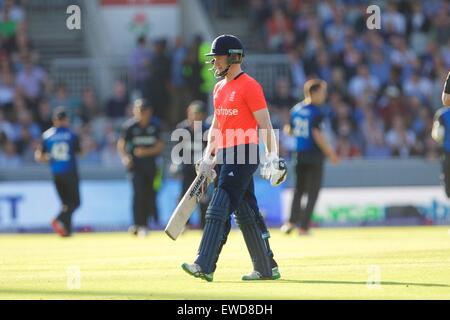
[66,5,81,30]
[367,265,381,289]
[366,5,381,30]
[67,266,81,290]
[170,121,280,165]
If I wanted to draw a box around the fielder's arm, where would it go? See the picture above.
[253,108,278,156]
[312,128,339,164]
[117,137,133,168]
[443,71,450,106]
[283,124,293,136]
[432,110,445,144]
[74,135,86,157]
[34,144,50,163]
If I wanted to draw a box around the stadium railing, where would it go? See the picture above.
[49,54,290,104]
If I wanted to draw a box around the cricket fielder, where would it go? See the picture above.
[442,71,450,107]
[281,79,339,235]
[181,35,287,282]
[432,71,450,198]
[35,107,81,237]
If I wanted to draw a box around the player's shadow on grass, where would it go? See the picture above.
[217,279,450,288]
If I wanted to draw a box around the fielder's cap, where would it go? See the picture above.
[206,34,245,57]
[133,98,153,110]
[53,107,68,120]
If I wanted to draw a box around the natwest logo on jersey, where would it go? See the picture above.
[215,106,239,116]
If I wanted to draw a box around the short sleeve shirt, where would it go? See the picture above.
[213,73,267,149]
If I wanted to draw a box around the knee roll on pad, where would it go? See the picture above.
[235,201,257,226]
[205,188,231,223]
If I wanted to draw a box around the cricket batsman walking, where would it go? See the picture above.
[181,35,287,281]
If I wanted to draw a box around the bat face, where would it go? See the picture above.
[165,174,207,240]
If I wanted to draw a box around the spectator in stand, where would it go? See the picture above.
[330,100,356,136]
[402,69,433,104]
[336,135,361,159]
[266,8,293,52]
[287,49,305,94]
[14,108,39,162]
[377,86,408,129]
[248,0,270,50]
[105,80,129,119]
[324,7,347,55]
[368,50,391,87]
[169,36,189,127]
[100,123,121,167]
[385,115,417,157]
[183,36,205,103]
[390,36,417,81]
[271,76,297,128]
[79,86,101,124]
[49,83,81,123]
[328,67,347,96]
[0,136,21,167]
[382,2,407,36]
[348,63,380,101]
[36,99,52,132]
[13,22,32,55]
[128,35,152,100]
[2,0,25,23]
[335,119,361,159]
[433,4,450,44]
[15,54,48,112]
[0,0,24,54]
[313,51,332,83]
[149,38,171,123]
[365,131,391,159]
[78,123,100,165]
[0,67,14,112]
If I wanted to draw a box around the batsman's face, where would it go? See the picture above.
[212,55,228,72]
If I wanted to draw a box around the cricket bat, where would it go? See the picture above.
[165,173,207,240]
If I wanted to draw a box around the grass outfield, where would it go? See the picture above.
[1,226,450,300]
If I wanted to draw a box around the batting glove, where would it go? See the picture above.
[261,152,288,187]
[195,155,217,183]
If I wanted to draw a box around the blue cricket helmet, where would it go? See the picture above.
[206,34,245,57]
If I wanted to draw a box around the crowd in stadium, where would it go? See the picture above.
[250,0,449,159]
[1,0,450,167]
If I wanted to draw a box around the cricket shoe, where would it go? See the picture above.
[128,225,138,236]
[181,263,214,282]
[271,267,281,280]
[242,267,281,281]
[280,223,295,234]
[137,227,149,238]
[51,219,70,237]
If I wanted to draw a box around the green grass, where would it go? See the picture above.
[1,226,450,299]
